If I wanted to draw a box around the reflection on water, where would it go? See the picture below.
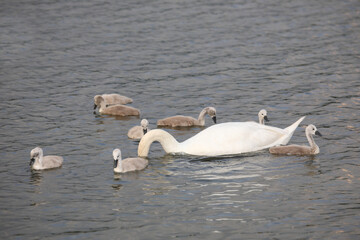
[111,184,123,191]
[29,171,43,186]
[113,171,141,181]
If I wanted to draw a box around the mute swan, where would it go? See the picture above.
[93,94,132,109]
[94,96,140,116]
[269,124,321,155]
[127,119,149,139]
[113,148,148,173]
[30,147,63,170]
[138,116,305,157]
[157,107,217,127]
[258,109,269,125]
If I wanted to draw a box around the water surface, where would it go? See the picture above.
[0,0,359,239]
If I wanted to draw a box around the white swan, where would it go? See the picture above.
[93,94,132,109]
[157,107,216,127]
[258,109,269,125]
[269,124,321,155]
[30,147,63,170]
[138,116,305,157]
[113,148,148,173]
[127,119,149,139]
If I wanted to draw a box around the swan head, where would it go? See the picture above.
[113,148,122,168]
[206,107,217,123]
[93,95,105,109]
[141,119,149,135]
[258,109,269,124]
[306,124,322,137]
[94,95,100,109]
[30,147,43,166]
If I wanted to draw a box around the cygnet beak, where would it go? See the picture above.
[212,116,217,124]
[315,130,322,137]
[29,158,35,166]
[113,159,118,168]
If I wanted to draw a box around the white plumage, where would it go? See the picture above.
[138,116,305,157]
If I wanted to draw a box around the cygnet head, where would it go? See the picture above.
[141,119,149,135]
[113,148,122,168]
[206,107,217,124]
[93,95,104,109]
[30,147,43,166]
[258,109,269,124]
[306,124,322,137]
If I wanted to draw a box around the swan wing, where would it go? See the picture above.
[103,105,140,116]
[43,156,63,169]
[179,122,288,156]
[102,94,133,105]
[122,158,148,171]
[158,116,196,127]
[127,126,143,139]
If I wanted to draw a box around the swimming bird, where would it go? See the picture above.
[157,107,217,127]
[127,119,149,140]
[93,94,133,109]
[258,109,269,125]
[269,124,322,155]
[113,148,148,173]
[94,96,140,116]
[138,116,305,157]
[29,147,63,170]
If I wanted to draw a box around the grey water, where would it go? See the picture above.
[0,0,359,239]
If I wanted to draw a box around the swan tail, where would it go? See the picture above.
[281,116,306,145]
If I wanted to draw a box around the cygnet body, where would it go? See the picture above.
[127,119,149,140]
[157,107,217,127]
[93,94,132,109]
[258,109,269,125]
[269,124,321,155]
[113,148,148,173]
[30,147,63,170]
[94,96,140,116]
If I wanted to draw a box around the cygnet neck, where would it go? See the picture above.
[197,108,208,126]
[306,130,319,154]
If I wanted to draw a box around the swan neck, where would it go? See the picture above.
[306,131,319,153]
[99,100,107,112]
[197,109,207,126]
[259,117,264,125]
[31,155,43,169]
[37,155,43,166]
[114,160,123,172]
[138,129,179,157]
[36,149,44,166]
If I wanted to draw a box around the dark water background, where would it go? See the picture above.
[0,0,359,239]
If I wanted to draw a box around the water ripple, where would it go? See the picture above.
[0,0,359,239]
